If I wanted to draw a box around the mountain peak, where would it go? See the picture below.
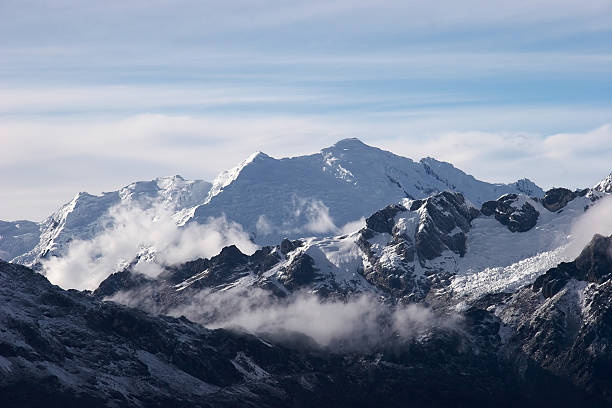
[322,138,382,159]
[205,151,273,204]
[331,138,369,149]
[594,172,612,193]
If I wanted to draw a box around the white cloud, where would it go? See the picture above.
[567,195,612,259]
[42,203,258,290]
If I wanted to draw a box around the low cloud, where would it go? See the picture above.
[42,204,257,291]
[109,287,457,350]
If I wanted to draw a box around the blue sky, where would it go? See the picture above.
[1,0,612,220]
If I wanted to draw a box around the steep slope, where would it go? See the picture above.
[9,176,212,265]
[4,259,599,407]
[191,138,543,245]
[95,191,480,308]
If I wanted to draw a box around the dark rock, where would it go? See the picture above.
[542,188,577,212]
[93,269,155,299]
[481,194,539,232]
[365,204,407,234]
[415,191,477,261]
[279,252,318,290]
[280,238,303,255]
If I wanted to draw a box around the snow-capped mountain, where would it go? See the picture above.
[7,176,212,265]
[2,139,612,406]
[593,171,612,193]
[0,138,543,265]
[26,186,612,406]
[98,187,601,313]
[190,138,543,244]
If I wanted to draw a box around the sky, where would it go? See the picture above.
[1,0,612,221]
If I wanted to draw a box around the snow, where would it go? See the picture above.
[450,196,592,301]
[593,172,612,193]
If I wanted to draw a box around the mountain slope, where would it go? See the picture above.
[0,220,40,262]
[191,138,543,244]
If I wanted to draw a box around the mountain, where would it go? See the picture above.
[2,139,612,406]
[84,188,612,405]
[0,138,543,265]
[4,176,212,265]
[95,187,597,313]
[0,259,603,407]
[190,138,543,244]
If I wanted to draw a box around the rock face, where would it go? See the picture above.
[481,194,539,232]
[413,192,479,260]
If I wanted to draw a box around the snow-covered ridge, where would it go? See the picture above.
[3,137,610,271]
[204,151,270,204]
[7,175,212,265]
[593,172,612,193]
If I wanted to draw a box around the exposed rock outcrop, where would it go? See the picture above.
[481,194,539,232]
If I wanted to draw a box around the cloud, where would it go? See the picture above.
[567,195,612,259]
[110,286,457,349]
[392,124,612,190]
[252,197,366,239]
[41,203,257,290]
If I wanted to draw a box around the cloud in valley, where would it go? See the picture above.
[109,287,457,349]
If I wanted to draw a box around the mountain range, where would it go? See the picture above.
[0,138,543,266]
[1,139,612,407]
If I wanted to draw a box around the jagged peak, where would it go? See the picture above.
[593,171,612,193]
